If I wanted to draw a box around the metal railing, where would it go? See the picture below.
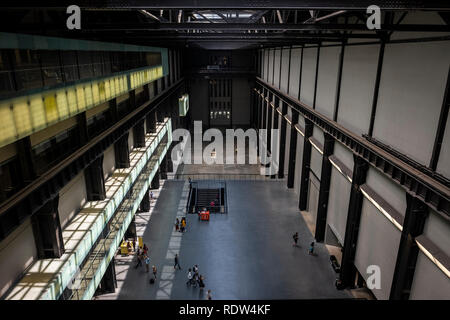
[168,173,284,181]
[68,142,167,300]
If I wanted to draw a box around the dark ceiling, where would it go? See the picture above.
[1,1,449,50]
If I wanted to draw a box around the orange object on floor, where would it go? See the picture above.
[200,211,210,221]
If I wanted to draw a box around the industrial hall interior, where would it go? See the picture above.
[0,1,449,301]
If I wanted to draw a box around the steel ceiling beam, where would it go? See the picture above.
[3,1,450,10]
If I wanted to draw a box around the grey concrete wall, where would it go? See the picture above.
[355,198,402,300]
[0,218,37,298]
[288,48,302,99]
[315,46,341,119]
[273,49,281,88]
[103,144,116,179]
[409,251,450,300]
[365,168,406,217]
[326,168,351,245]
[372,40,450,166]
[58,171,87,228]
[300,47,318,107]
[280,48,290,93]
[232,78,251,126]
[337,44,380,136]
[189,78,209,124]
[268,49,274,84]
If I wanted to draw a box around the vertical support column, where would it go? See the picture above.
[109,98,118,123]
[31,196,65,259]
[98,259,117,294]
[129,89,136,110]
[160,154,168,179]
[278,101,288,179]
[389,194,428,300]
[339,155,369,288]
[151,169,160,189]
[114,132,130,168]
[298,119,314,209]
[271,96,280,179]
[133,119,146,148]
[286,111,300,188]
[167,143,174,173]
[140,190,151,212]
[261,88,266,130]
[267,96,273,154]
[157,106,164,122]
[84,155,106,201]
[77,111,88,144]
[16,136,36,184]
[314,132,335,242]
[333,39,346,121]
[146,110,157,133]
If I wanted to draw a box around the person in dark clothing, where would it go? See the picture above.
[309,241,315,255]
[198,275,205,290]
[152,265,157,279]
[292,232,299,246]
[135,252,143,269]
[174,253,182,270]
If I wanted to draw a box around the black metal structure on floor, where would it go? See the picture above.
[187,180,227,214]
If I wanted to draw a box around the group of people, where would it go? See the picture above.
[292,232,316,255]
[186,264,205,288]
[134,243,158,279]
[175,217,187,232]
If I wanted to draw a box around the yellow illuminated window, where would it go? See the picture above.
[114,78,120,96]
[84,84,93,108]
[67,88,78,115]
[105,80,111,99]
[130,74,135,89]
[99,81,106,101]
[44,93,58,124]
[92,82,100,104]
[76,85,86,111]
[56,89,69,119]
[29,95,46,130]
[0,103,17,144]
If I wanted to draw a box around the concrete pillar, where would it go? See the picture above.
[31,196,65,259]
[84,155,106,201]
[298,119,314,209]
[390,194,428,300]
[278,101,288,179]
[140,191,151,212]
[146,110,157,133]
[114,132,130,168]
[339,155,369,288]
[133,119,146,148]
[315,132,335,242]
[151,169,160,189]
[287,112,300,188]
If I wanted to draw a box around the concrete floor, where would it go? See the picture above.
[96,179,350,300]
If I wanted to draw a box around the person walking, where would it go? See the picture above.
[174,253,182,270]
[181,217,187,232]
[144,255,150,272]
[207,290,212,300]
[150,191,154,202]
[135,252,143,269]
[175,218,180,232]
[198,275,205,290]
[143,244,149,256]
[186,268,193,286]
[292,232,299,247]
[193,264,199,274]
[309,241,315,255]
[152,265,157,279]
